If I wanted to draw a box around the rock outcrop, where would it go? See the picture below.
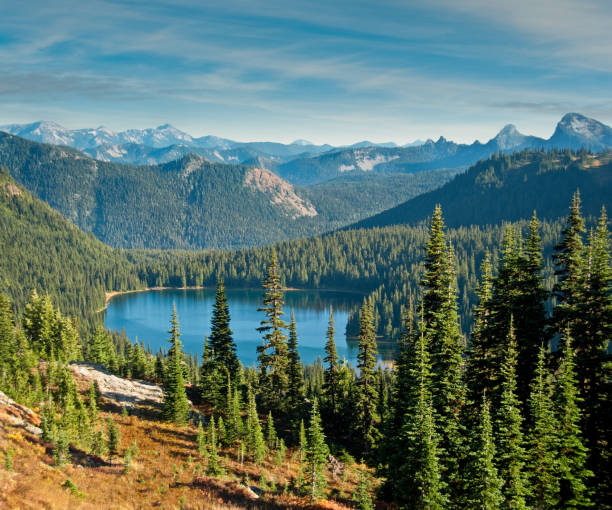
[0,390,42,436]
[70,363,165,410]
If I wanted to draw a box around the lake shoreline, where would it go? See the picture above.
[100,285,365,312]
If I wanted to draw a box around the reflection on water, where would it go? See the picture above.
[104,288,395,367]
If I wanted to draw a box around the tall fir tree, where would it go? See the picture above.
[305,398,329,502]
[465,395,504,510]
[200,336,223,408]
[466,251,494,406]
[395,321,447,508]
[162,305,190,425]
[527,346,560,509]
[256,250,289,412]
[580,207,612,496]
[209,278,239,380]
[422,211,466,504]
[555,331,593,508]
[515,213,549,407]
[246,386,266,464]
[494,319,529,509]
[323,307,340,419]
[553,192,587,337]
[287,310,305,420]
[355,298,379,457]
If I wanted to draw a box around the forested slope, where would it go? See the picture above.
[351,149,612,230]
[0,132,453,249]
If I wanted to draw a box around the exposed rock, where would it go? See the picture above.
[0,390,42,436]
[244,167,318,218]
[70,362,166,410]
[328,454,344,480]
[3,183,21,196]
[243,485,261,499]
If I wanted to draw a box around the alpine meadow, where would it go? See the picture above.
[0,1,611,509]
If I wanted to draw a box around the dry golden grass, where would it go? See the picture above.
[0,405,378,509]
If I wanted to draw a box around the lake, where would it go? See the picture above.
[104,287,391,367]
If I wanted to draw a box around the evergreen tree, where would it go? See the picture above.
[580,207,612,494]
[383,317,447,508]
[209,278,239,379]
[266,411,277,450]
[246,387,266,464]
[299,418,307,464]
[200,336,222,408]
[353,471,374,510]
[422,212,465,503]
[162,305,190,425]
[87,382,98,423]
[305,398,329,502]
[355,298,379,457]
[207,415,223,476]
[107,417,120,464]
[256,251,289,412]
[465,395,504,510]
[494,319,529,509]
[323,308,340,418]
[286,311,305,419]
[196,421,206,457]
[553,192,587,337]
[527,346,560,509]
[466,251,494,406]
[555,332,593,508]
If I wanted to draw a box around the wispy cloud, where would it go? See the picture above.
[0,0,610,143]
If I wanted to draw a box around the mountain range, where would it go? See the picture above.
[0,132,454,249]
[2,114,612,184]
[275,113,612,184]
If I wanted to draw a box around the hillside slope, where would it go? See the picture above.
[0,132,455,249]
[0,134,324,249]
[350,149,612,230]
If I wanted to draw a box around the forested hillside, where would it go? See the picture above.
[0,132,453,249]
[352,149,612,230]
[0,167,563,344]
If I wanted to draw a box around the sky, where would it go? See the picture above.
[1,0,612,145]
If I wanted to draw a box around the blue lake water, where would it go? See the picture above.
[104,288,379,367]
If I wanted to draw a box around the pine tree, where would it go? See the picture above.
[107,417,120,465]
[355,298,379,457]
[257,251,289,412]
[555,332,593,508]
[515,213,549,407]
[398,324,447,509]
[87,382,98,422]
[494,319,528,509]
[246,387,266,464]
[353,471,374,510]
[323,308,340,417]
[266,411,277,450]
[465,395,504,510]
[553,192,587,337]
[466,251,494,406]
[424,221,465,502]
[305,398,329,502]
[207,415,223,476]
[286,311,305,419]
[200,336,222,408]
[580,207,612,495]
[209,278,239,379]
[299,418,307,464]
[196,421,206,457]
[162,305,190,425]
[527,346,560,509]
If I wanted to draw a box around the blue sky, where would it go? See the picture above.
[1,0,611,144]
